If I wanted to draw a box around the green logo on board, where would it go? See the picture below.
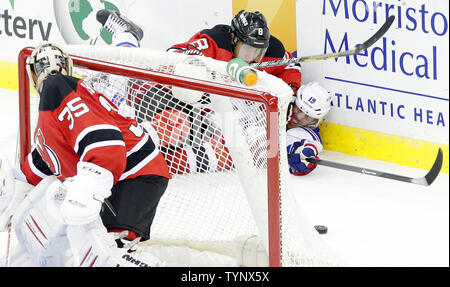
[54,0,125,45]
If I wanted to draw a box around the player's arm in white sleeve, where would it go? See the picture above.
[286,127,323,176]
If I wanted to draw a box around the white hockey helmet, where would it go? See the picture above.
[294,82,331,127]
[26,42,73,92]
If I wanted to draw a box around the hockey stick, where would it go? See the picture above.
[306,147,443,186]
[251,15,395,69]
[5,220,12,267]
[104,198,117,217]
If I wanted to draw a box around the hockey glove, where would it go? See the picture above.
[60,162,113,225]
[287,140,318,176]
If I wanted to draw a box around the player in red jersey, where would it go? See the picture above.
[169,10,302,174]
[0,43,169,266]
[95,9,331,177]
[168,10,302,94]
[167,10,334,176]
[167,10,335,176]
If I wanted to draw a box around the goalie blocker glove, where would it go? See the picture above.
[60,161,113,225]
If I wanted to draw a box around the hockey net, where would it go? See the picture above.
[18,45,340,267]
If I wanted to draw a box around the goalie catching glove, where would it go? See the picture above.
[60,161,113,225]
[287,140,319,176]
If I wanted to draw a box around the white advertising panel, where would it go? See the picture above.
[297,0,449,145]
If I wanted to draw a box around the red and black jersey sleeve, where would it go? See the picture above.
[259,36,302,94]
[167,25,234,62]
[20,149,53,186]
[167,25,301,93]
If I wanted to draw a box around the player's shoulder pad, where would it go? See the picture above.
[201,24,233,51]
[265,35,286,59]
[39,73,80,111]
[286,127,322,145]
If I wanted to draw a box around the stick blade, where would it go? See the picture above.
[411,148,443,186]
[424,147,443,186]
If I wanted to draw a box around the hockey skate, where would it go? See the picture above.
[96,9,144,42]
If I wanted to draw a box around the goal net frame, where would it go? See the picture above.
[17,45,341,267]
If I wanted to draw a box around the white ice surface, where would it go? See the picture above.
[0,88,448,267]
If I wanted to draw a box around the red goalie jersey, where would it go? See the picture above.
[21,73,170,186]
[167,24,302,93]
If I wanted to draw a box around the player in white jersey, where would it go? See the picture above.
[286,82,332,175]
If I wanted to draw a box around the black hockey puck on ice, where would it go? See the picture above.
[314,225,328,234]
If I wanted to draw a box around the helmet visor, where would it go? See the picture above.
[34,55,67,76]
[237,43,267,63]
[34,57,50,76]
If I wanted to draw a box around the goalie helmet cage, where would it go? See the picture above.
[18,45,340,267]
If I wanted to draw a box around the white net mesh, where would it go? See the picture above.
[23,45,341,266]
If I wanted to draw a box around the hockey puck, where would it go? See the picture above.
[314,225,328,234]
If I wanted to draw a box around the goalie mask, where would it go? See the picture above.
[231,10,270,63]
[287,82,332,129]
[26,43,73,92]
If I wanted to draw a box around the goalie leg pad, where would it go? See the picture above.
[5,246,35,267]
[0,156,16,214]
[67,218,165,267]
[0,156,33,231]
[12,176,70,266]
